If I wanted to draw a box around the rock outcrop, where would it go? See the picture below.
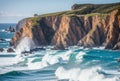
[0,38,5,42]
[0,48,4,52]
[10,3,120,50]
[78,9,120,49]
[7,48,15,52]
[7,26,15,32]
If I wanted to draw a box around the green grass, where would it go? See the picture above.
[86,13,99,16]
[28,16,41,27]
[36,3,119,17]
[39,11,68,17]
[72,3,120,13]
[27,2,120,27]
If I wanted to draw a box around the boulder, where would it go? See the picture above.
[0,38,5,42]
[0,48,4,52]
[7,48,15,52]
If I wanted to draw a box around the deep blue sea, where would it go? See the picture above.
[0,23,120,81]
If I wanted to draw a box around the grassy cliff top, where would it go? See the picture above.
[28,3,120,26]
[39,2,120,17]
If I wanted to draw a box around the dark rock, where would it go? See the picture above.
[22,51,32,54]
[0,38,5,42]
[30,47,45,52]
[0,48,4,52]
[21,48,45,54]
[7,26,15,32]
[112,42,120,50]
[118,58,120,62]
[52,44,66,50]
[7,48,15,52]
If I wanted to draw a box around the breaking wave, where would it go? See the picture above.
[16,37,36,53]
[0,44,120,81]
[55,66,119,81]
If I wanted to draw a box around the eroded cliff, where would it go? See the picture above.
[10,3,120,50]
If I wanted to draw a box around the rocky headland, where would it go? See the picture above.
[10,3,120,50]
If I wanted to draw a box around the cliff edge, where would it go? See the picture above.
[10,3,120,50]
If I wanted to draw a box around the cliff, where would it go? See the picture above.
[10,3,120,50]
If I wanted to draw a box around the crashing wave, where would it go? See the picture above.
[26,50,86,70]
[15,36,36,54]
[55,66,119,81]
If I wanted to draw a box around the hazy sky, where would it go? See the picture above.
[0,0,120,23]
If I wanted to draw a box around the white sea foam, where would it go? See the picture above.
[5,38,11,41]
[16,37,36,54]
[55,66,119,81]
[76,51,86,62]
[0,47,119,81]
[0,53,23,67]
[26,50,87,70]
[0,57,17,67]
[43,50,73,64]
[27,50,73,70]
[0,29,6,32]
[27,60,48,70]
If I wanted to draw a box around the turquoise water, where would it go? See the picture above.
[0,23,15,48]
[0,24,120,81]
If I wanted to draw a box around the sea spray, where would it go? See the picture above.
[16,36,36,54]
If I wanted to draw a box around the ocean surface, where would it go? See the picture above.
[0,23,120,81]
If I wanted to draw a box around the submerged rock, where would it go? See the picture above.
[52,44,66,50]
[118,58,120,62]
[112,42,120,50]
[21,51,32,54]
[0,38,6,42]
[30,47,46,52]
[0,48,4,52]
[7,48,15,52]
[21,47,46,54]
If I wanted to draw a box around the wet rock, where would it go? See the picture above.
[52,44,66,50]
[7,26,15,32]
[21,48,45,54]
[118,58,120,62]
[30,47,46,52]
[0,48,4,52]
[112,42,120,50]
[21,51,32,54]
[0,38,5,42]
[7,48,15,52]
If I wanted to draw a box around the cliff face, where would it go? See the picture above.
[10,3,120,50]
[78,10,120,49]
